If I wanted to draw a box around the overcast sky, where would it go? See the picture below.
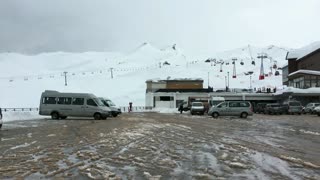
[0,0,319,54]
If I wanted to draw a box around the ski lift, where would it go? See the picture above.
[163,61,170,65]
[240,60,244,65]
[275,71,280,76]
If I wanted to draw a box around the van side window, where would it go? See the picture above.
[57,97,65,104]
[43,97,56,104]
[65,98,72,105]
[58,97,72,105]
[87,99,97,106]
[219,102,227,108]
[240,102,250,107]
[229,102,239,107]
[72,98,84,105]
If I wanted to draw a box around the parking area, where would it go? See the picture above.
[0,113,320,179]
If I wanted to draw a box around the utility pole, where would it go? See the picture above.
[63,71,68,86]
[225,76,227,89]
[208,72,210,88]
[110,68,114,79]
[227,71,230,89]
[257,53,268,80]
[250,75,252,89]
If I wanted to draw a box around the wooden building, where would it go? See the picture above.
[285,42,320,88]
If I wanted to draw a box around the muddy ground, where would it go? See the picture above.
[0,113,320,179]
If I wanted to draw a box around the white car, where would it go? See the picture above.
[314,106,320,116]
[190,102,205,115]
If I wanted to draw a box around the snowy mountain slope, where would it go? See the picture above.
[0,43,289,108]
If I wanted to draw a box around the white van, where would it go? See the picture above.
[39,90,111,120]
[99,98,121,117]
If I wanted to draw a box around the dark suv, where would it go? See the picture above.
[264,103,284,115]
[254,103,268,113]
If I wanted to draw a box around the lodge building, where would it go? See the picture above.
[285,42,320,88]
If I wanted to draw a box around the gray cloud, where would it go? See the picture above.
[0,0,319,54]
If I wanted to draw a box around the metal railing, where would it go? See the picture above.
[0,108,39,112]
[119,106,153,112]
[0,106,153,113]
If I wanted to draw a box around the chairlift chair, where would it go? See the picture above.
[275,71,280,76]
[251,61,255,65]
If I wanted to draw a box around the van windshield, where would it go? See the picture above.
[192,102,203,106]
[94,98,106,106]
[289,102,301,106]
[106,100,116,106]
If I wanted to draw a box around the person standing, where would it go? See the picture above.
[178,104,183,114]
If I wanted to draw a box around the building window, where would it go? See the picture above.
[160,96,173,101]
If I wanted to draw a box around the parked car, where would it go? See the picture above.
[314,106,320,116]
[254,103,268,113]
[208,101,253,118]
[264,103,284,115]
[282,101,303,115]
[190,102,205,115]
[99,98,121,117]
[302,103,320,114]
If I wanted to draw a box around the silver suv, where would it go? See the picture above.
[190,102,205,115]
[208,101,253,118]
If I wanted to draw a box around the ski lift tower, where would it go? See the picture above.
[232,58,237,78]
[257,53,268,80]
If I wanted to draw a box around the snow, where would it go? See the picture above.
[288,69,320,77]
[1,111,42,122]
[286,41,320,60]
[275,87,320,95]
[0,43,288,110]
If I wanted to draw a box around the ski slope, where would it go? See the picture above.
[0,43,288,108]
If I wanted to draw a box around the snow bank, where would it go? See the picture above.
[275,87,320,95]
[2,111,42,122]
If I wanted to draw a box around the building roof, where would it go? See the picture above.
[155,88,213,93]
[286,41,320,60]
[146,78,203,83]
[288,70,320,77]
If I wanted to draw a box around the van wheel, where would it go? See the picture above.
[212,112,219,118]
[241,112,248,118]
[51,112,59,120]
[60,116,67,119]
[94,113,102,120]
[112,113,118,117]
